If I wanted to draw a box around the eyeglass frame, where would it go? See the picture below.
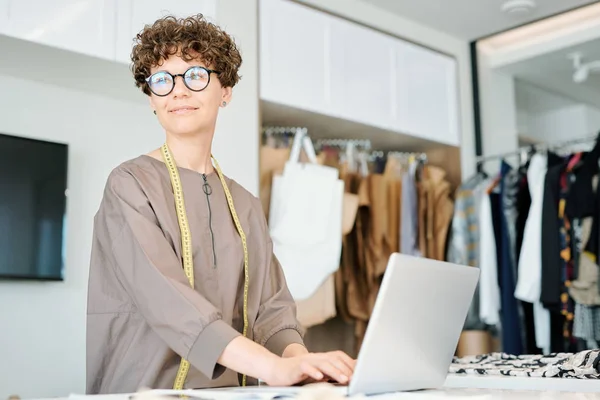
[145,66,221,97]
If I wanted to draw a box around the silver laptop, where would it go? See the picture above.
[208,252,479,397]
[346,252,479,396]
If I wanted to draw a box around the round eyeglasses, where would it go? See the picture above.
[145,66,220,97]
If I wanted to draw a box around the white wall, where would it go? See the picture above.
[589,105,600,133]
[0,74,164,399]
[213,0,259,196]
[515,80,600,146]
[296,0,475,179]
[477,55,519,172]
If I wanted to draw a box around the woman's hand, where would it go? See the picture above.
[264,351,356,387]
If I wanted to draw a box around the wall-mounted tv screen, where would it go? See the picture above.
[0,133,68,280]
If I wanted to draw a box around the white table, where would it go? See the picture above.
[55,376,600,400]
[445,374,600,394]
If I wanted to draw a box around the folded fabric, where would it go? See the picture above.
[450,351,600,379]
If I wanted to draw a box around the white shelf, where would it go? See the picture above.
[261,100,456,152]
[0,34,146,105]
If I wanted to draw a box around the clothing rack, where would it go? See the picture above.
[369,150,428,163]
[262,126,308,137]
[261,126,308,148]
[475,133,600,164]
[314,138,372,151]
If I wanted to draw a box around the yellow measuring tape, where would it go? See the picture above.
[160,143,250,389]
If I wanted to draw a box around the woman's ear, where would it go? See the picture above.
[149,95,157,115]
[221,86,233,107]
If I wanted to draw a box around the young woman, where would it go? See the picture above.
[85,14,355,394]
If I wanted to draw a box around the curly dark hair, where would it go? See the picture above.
[131,14,242,96]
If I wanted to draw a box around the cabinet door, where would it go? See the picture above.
[259,0,329,113]
[0,0,8,35]
[5,0,116,60]
[329,18,395,129]
[396,41,460,146]
[115,0,217,64]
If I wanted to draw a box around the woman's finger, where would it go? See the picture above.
[313,359,349,384]
[334,351,356,371]
[331,351,356,374]
[300,361,324,382]
[329,356,354,379]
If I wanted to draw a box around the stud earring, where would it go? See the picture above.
[153,110,156,115]
[222,101,227,107]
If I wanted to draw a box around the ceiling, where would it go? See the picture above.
[500,37,600,110]
[359,0,599,40]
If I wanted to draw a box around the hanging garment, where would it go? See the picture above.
[365,173,391,313]
[417,170,429,257]
[296,187,360,329]
[260,146,292,217]
[539,151,573,308]
[352,176,372,350]
[385,157,402,255]
[400,161,420,256]
[367,173,391,278]
[335,170,372,353]
[571,254,600,305]
[541,149,598,351]
[433,167,454,260]
[541,158,571,353]
[269,136,344,300]
[515,153,550,353]
[261,143,357,325]
[450,350,600,379]
[336,171,370,323]
[295,274,337,328]
[515,167,532,264]
[539,153,576,354]
[342,193,360,236]
[541,162,567,310]
[447,173,486,268]
[555,153,588,351]
[418,165,454,260]
[513,155,543,354]
[498,161,525,355]
[570,212,600,306]
[478,190,501,326]
[571,219,600,351]
[573,303,600,349]
[447,173,488,330]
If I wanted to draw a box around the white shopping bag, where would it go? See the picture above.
[268,133,344,300]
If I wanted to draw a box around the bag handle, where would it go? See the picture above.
[288,128,317,164]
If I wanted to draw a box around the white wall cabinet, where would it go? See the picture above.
[396,42,460,146]
[0,0,216,64]
[259,0,460,147]
[3,0,117,60]
[115,0,217,64]
[259,0,329,114]
[328,17,395,129]
[0,0,9,35]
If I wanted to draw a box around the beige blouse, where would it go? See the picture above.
[86,155,304,394]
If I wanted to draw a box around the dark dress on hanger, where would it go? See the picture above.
[541,135,600,352]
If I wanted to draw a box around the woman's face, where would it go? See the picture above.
[148,52,232,137]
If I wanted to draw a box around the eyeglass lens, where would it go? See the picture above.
[148,66,211,96]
